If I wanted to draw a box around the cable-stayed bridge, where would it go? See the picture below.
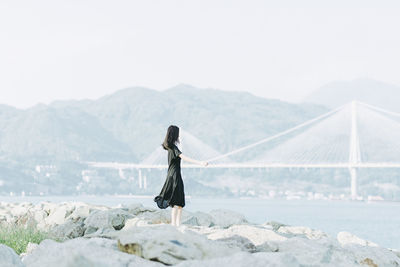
[88,101,400,199]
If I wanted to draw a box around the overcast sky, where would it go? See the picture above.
[1,0,400,108]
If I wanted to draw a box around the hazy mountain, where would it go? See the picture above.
[1,85,399,199]
[0,105,133,162]
[304,78,400,112]
[52,84,329,160]
[0,84,327,163]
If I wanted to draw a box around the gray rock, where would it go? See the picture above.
[22,237,163,267]
[51,218,86,239]
[207,225,287,245]
[192,211,215,227]
[264,221,287,231]
[278,226,328,240]
[215,235,257,253]
[116,224,239,265]
[182,216,199,226]
[67,205,92,221]
[119,203,155,216]
[209,209,247,228]
[84,209,133,235]
[343,244,400,267]
[256,241,279,252]
[275,236,360,266]
[337,231,378,247]
[0,244,24,267]
[135,210,170,225]
[175,252,301,267]
[44,204,75,227]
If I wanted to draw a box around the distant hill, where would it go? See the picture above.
[0,105,132,162]
[0,84,328,163]
[304,78,400,112]
[52,84,328,160]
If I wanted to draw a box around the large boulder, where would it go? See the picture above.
[183,211,214,227]
[209,209,248,228]
[337,231,378,247]
[67,205,92,221]
[51,218,86,239]
[274,237,359,266]
[133,210,171,225]
[118,203,156,216]
[10,203,31,217]
[207,225,287,246]
[264,221,287,231]
[277,226,327,240]
[116,225,239,265]
[42,204,75,228]
[344,244,400,267]
[214,235,258,253]
[22,238,163,267]
[175,252,301,267]
[337,232,400,266]
[84,208,133,235]
[0,244,24,267]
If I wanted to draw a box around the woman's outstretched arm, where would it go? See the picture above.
[179,154,208,166]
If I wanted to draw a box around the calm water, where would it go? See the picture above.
[1,196,399,249]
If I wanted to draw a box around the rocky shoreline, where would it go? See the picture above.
[0,201,399,267]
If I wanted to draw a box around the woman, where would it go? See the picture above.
[154,125,208,226]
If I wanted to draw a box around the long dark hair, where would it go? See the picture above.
[162,125,179,150]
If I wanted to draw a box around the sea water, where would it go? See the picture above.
[1,195,399,249]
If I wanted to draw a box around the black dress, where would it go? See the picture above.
[154,144,185,208]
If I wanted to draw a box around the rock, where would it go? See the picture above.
[22,238,163,267]
[274,236,359,266]
[10,205,30,217]
[39,202,59,216]
[278,226,327,240]
[51,218,86,239]
[84,208,133,235]
[20,242,39,258]
[0,244,24,267]
[175,252,301,267]
[209,209,248,228]
[256,241,279,253]
[44,204,75,227]
[15,210,37,228]
[119,203,155,215]
[107,209,171,231]
[67,205,92,221]
[135,210,170,225]
[215,235,257,253]
[123,217,151,229]
[116,225,239,265]
[344,244,400,267]
[191,211,215,227]
[182,216,199,226]
[337,232,378,247]
[25,242,39,254]
[33,210,48,224]
[207,225,287,245]
[263,221,286,231]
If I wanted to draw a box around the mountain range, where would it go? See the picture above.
[0,84,328,163]
[0,80,399,198]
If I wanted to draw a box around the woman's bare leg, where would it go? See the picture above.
[176,206,182,226]
[171,206,177,226]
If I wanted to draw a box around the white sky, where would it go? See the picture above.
[1,0,400,108]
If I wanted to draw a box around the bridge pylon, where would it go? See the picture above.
[349,101,361,200]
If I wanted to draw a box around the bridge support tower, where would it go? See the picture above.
[349,101,361,200]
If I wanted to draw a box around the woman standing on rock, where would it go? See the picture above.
[154,125,208,226]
